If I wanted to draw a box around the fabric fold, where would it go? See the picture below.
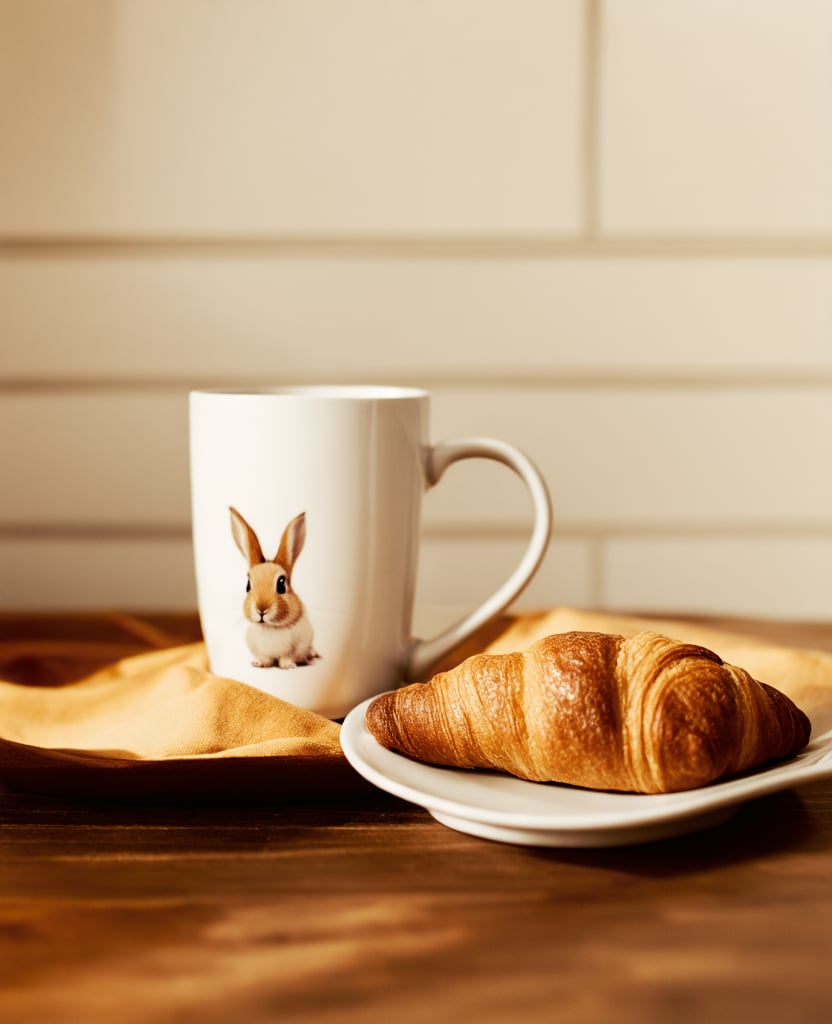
[0,638,361,800]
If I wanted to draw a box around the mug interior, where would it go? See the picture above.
[191,385,427,400]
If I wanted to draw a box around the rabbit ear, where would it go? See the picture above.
[229,507,265,567]
[276,512,306,572]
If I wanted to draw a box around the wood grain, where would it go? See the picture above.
[1,613,832,1023]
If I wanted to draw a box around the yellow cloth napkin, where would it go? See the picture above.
[2,644,341,759]
[1,608,830,801]
[0,630,361,800]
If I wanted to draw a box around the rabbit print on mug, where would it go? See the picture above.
[229,507,319,669]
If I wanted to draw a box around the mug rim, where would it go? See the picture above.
[190,384,428,401]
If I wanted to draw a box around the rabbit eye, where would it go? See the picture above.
[245,579,251,593]
[276,575,287,595]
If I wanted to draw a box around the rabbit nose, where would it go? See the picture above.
[256,608,267,621]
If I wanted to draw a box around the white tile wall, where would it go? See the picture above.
[0,0,583,235]
[3,257,832,380]
[6,385,830,531]
[0,536,197,611]
[600,0,832,234]
[0,392,190,527]
[2,1,831,621]
[604,537,832,620]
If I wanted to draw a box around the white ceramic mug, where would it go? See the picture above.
[189,386,552,718]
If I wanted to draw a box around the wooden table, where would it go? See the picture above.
[1,613,831,1023]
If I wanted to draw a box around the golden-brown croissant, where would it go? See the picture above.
[366,631,811,793]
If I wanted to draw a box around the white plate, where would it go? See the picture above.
[340,695,832,848]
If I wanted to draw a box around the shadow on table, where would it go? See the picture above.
[527,784,828,876]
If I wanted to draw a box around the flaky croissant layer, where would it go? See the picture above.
[366,631,811,794]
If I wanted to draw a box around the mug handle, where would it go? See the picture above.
[406,437,553,682]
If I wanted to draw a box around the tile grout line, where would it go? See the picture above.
[4,524,832,542]
[582,0,602,239]
[4,236,832,259]
[590,533,606,609]
[5,372,832,393]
